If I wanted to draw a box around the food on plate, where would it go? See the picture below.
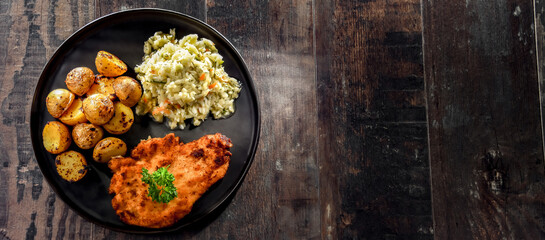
[113,76,142,107]
[108,133,232,228]
[55,150,87,182]
[95,50,128,77]
[103,102,134,134]
[72,123,104,149]
[42,121,71,154]
[65,67,95,96]
[87,75,116,101]
[40,51,141,184]
[93,137,127,163]
[59,98,87,126]
[134,29,241,129]
[82,93,115,125]
[45,89,75,118]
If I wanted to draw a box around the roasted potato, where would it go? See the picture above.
[59,98,87,126]
[55,151,87,182]
[113,76,142,107]
[103,102,134,134]
[65,67,95,96]
[72,123,104,149]
[82,93,115,125]
[95,51,127,77]
[93,137,127,163]
[42,121,71,154]
[87,75,116,101]
[46,89,75,118]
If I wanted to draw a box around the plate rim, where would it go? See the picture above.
[29,8,261,234]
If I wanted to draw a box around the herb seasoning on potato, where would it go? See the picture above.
[95,51,127,77]
[59,98,87,126]
[103,102,134,134]
[42,121,71,154]
[82,93,115,125]
[87,75,117,101]
[65,67,95,96]
[93,137,127,163]
[113,76,142,107]
[55,151,87,182]
[46,89,75,118]
[72,123,104,149]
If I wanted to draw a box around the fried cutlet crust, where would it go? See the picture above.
[108,133,232,228]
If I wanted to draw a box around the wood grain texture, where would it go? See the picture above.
[2,0,321,239]
[536,0,545,166]
[206,0,320,239]
[424,0,545,238]
[0,0,98,239]
[315,0,432,239]
[95,0,205,21]
[8,0,533,238]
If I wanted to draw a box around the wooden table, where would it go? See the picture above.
[1,0,545,239]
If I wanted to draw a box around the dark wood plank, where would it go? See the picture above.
[206,0,320,239]
[95,0,205,21]
[0,1,98,239]
[423,0,545,238]
[315,0,433,238]
[536,0,545,169]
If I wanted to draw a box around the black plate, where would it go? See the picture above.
[30,9,260,233]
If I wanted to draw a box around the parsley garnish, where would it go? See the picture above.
[141,166,177,203]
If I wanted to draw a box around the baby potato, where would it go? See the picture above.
[42,121,71,154]
[46,89,75,118]
[103,102,134,134]
[113,76,142,107]
[95,51,127,77]
[93,137,127,163]
[87,75,116,101]
[55,151,87,182]
[65,67,95,96]
[59,98,87,126]
[72,123,104,149]
[82,93,115,125]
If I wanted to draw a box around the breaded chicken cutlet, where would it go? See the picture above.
[108,133,232,228]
